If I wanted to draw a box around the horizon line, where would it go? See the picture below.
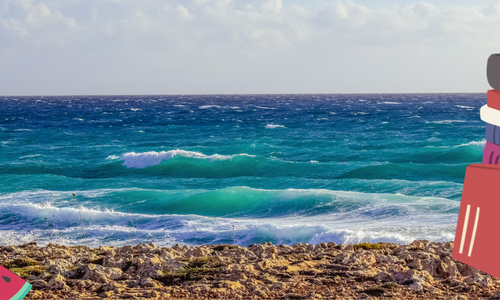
[0,92,488,97]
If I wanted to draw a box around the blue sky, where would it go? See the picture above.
[1,0,500,95]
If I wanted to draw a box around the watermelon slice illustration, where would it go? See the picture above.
[0,264,32,300]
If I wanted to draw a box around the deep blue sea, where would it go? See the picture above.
[0,94,487,247]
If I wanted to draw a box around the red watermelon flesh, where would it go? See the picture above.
[0,264,31,299]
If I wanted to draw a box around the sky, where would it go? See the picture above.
[1,0,500,95]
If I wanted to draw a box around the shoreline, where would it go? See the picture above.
[1,240,494,299]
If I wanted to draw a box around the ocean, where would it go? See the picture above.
[0,93,486,247]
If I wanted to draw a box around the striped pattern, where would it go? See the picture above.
[486,124,500,145]
[458,204,481,257]
[482,142,500,164]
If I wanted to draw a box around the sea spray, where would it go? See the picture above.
[10,219,17,245]
[44,218,51,244]
[52,215,63,245]
[127,209,138,245]
[73,193,88,250]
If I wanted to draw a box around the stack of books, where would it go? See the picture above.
[481,54,500,164]
[452,54,500,279]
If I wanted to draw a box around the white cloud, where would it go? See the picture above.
[0,0,499,94]
[261,0,282,13]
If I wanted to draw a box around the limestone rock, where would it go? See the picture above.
[375,271,392,282]
[80,263,123,283]
[31,279,47,289]
[138,277,162,288]
[102,281,126,292]
[46,274,70,291]
[391,269,434,290]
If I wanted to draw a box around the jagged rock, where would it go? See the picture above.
[71,279,99,291]
[46,274,70,291]
[190,284,211,292]
[99,291,114,298]
[222,281,245,290]
[37,272,52,281]
[137,243,159,253]
[375,271,392,282]
[47,264,68,275]
[348,268,378,278]
[437,256,459,278]
[445,276,463,286]
[282,293,303,299]
[133,254,165,277]
[98,246,116,256]
[357,293,371,300]
[455,261,481,277]
[138,277,161,288]
[385,264,409,273]
[0,240,488,300]
[407,258,422,270]
[420,258,443,278]
[408,240,425,251]
[492,289,500,299]
[31,279,47,289]
[120,245,133,254]
[375,254,399,264]
[465,273,492,286]
[79,263,123,283]
[26,274,38,281]
[253,289,268,298]
[391,269,434,290]
[102,281,126,292]
[103,256,131,269]
[272,282,287,289]
[142,290,160,299]
[194,246,212,257]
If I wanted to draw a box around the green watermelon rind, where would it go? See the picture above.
[9,282,32,300]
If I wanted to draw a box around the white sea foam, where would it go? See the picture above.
[0,187,460,246]
[265,124,285,129]
[456,105,474,109]
[458,140,486,147]
[121,150,254,168]
[428,120,466,124]
[381,101,401,104]
[199,105,220,109]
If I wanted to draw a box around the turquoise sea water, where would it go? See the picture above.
[0,94,486,246]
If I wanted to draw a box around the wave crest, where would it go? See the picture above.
[266,124,285,129]
[121,150,254,168]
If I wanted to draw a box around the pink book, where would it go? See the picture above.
[482,141,500,165]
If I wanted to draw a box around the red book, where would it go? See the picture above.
[453,164,500,278]
[0,264,32,300]
[487,90,500,111]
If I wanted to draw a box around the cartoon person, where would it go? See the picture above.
[0,265,32,300]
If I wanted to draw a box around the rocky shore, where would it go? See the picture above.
[1,240,498,299]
